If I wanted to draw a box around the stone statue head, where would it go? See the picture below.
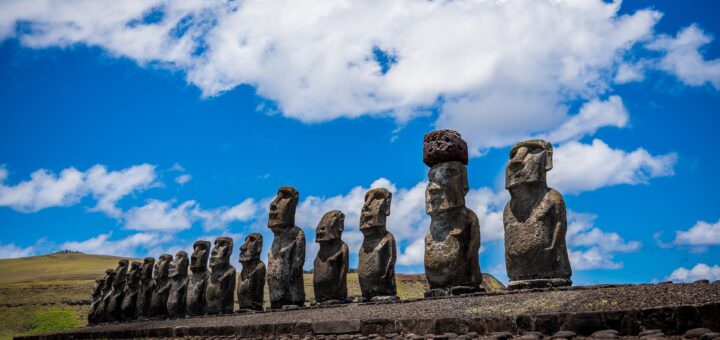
[140,257,155,281]
[239,233,263,263]
[190,240,211,272]
[128,261,141,286]
[103,269,115,291]
[154,254,173,281]
[210,237,233,269]
[113,259,129,289]
[268,186,299,233]
[360,188,392,231]
[505,139,553,189]
[316,210,345,244]
[169,251,189,278]
[93,278,105,297]
[425,161,468,216]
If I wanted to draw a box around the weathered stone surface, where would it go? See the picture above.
[120,261,141,320]
[167,250,189,317]
[187,240,210,316]
[423,130,483,295]
[237,233,266,311]
[88,273,109,323]
[150,254,172,317]
[268,186,306,308]
[106,259,129,321]
[504,139,571,290]
[205,237,236,314]
[358,188,397,301]
[423,129,468,167]
[314,210,350,304]
[136,257,155,319]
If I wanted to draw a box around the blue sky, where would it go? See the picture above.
[1,0,719,285]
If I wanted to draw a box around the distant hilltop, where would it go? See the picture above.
[53,250,84,255]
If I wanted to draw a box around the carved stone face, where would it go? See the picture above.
[360,188,391,231]
[154,254,172,281]
[128,261,141,285]
[103,269,115,290]
[169,251,189,278]
[505,139,553,189]
[239,233,263,263]
[141,257,155,281]
[316,210,345,244]
[190,240,210,272]
[210,237,233,269]
[425,161,468,216]
[268,186,299,233]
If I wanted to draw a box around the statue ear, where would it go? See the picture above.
[385,192,392,216]
[545,144,553,171]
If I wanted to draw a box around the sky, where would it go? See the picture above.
[0,0,719,285]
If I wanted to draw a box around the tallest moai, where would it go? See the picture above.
[422,129,483,296]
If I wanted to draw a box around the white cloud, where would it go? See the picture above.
[549,139,676,194]
[0,242,36,259]
[544,96,628,143]
[5,0,711,153]
[60,232,173,257]
[566,212,640,270]
[195,198,260,230]
[661,219,720,252]
[648,25,720,89]
[0,164,157,215]
[174,174,192,185]
[124,199,196,232]
[667,263,720,283]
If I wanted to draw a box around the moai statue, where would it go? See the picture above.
[504,139,572,289]
[136,257,155,319]
[166,251,189,317]
[205,237,236,314]
[187,240,210,316]
[150,254,173,317]
[95,269,115,323]
[267,186,306,309]
[237,233,266,311]
[106,259,129,321]
[358,188,398,301]
[313,210,349,304]
[120,261,141,320]
[423,129,483,296]
[88,277,105,324]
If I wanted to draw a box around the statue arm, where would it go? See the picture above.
[467,209,482,282]
[546,190,567,251]
[293,229,306,278]
[383,234,397,280]
[339,243,349,287]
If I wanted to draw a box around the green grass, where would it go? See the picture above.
[0,253,504,339]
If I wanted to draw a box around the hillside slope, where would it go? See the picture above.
[0,253,504,339]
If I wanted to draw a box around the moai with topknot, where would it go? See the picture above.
[95,269,115,323]
[150,254,173,317]
[136,257,155,319]
[167,251,189,317]
[423,129,483,296]
[88,277,105,324]
[205,237,236,314]
[358,188,397,301]
[504,139,572,289]
[120,261,141,320]
[237,233,266,311]
[267,186,306,309]
[106,259,129,321]
[187,240,210,316]
[313,210,349,304]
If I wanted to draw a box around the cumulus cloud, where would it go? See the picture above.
[0,164,157,215]
[667,263,720,283]
[5,1,715,153]
[60,232,173,257]
[0,241,36,259]
[123,198,260,232]
[544,96,628,143]
[566,212,641,270]
[648,25,720,89]
[548,139,676,194]
[656,219,720,252]
[174,174,191,185]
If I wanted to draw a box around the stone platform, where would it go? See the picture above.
[17,281,720,339]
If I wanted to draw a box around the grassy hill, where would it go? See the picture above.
[0,253,504,339]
